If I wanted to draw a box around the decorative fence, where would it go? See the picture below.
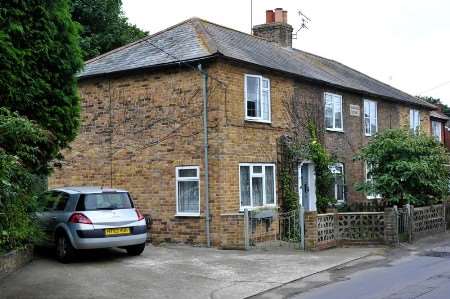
[315,212,384,250]
[412,205,446,240]
[309,203,448,251]
[337,212,384,242]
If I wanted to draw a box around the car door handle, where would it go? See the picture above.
[51,216,57,221]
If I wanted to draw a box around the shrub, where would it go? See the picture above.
[355,129,450,206]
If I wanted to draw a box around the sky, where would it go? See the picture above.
[122,0,450,105]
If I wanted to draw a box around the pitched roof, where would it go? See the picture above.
[80,18,435,109]
[430,110,449,120]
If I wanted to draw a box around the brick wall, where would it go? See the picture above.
[50,59,433,247]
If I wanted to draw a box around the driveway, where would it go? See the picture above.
[0,244,381,299]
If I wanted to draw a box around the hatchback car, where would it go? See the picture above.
[36,187,147,263]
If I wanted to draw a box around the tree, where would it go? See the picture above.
[71,0,147,60]
[0,0,83,174]
[417,96,450,117]
[356,129,449,206]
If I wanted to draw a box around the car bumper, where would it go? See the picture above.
[72,232,147,249]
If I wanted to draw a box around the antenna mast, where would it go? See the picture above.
[293,9,311,39]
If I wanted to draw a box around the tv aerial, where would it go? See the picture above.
[293,10,311,39]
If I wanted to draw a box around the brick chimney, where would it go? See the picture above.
[252,8,293,47]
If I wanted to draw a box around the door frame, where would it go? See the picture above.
[298,161,317,211]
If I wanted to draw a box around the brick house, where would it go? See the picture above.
[50,9,436,248]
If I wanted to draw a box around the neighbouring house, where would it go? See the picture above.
[50,9,436,248]
[430,109,450,146]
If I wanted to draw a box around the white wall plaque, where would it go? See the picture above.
[349,104,360,117]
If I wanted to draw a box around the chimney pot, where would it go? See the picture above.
[265,10,275,23]
[282,10,288,23]
[274,8,284,23]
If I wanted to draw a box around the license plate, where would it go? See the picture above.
[104,227,131,236]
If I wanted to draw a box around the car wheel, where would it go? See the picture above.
[56,233,76,263]
[126,243,145,256]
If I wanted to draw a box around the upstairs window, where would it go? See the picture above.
[364,100,378,136]
[239,164,276,210]
[244,74,271,122]
[324,93,343,131]
[432,120,442,142]
[330,163,345,203]
[410,109,420,133]
[176,166,200,216]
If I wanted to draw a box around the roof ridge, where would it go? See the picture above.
[194,17,293,49]
[85,18,198,65]
[290,48,435,108]
[189,18,219,55]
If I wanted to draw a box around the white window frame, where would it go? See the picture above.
[239,163,276,211]
[365,162,382,200]
[175,166,200,217]
[410,109,420,133]
[432,120,442,142]
[324,92,344,132]
[330,163,345,204]
[364,99,378,136]
[244,74,271,123]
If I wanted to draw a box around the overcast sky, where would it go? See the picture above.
[123,0,450,105]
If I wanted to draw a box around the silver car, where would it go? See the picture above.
[36,187,147,263]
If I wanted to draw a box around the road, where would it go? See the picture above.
[253,233,450,299]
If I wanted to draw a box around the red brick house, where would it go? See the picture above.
[50,9,436,247]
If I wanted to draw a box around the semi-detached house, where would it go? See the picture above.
[50,9,438,248]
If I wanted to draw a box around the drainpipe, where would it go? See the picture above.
[199,64,211,247]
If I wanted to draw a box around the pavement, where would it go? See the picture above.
[0,243,381,299]
[252,232,450,299]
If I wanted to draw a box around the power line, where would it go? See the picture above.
[418,80,450,94]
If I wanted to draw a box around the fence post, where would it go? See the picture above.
[304,211,318,251]
[299,205,305,250]
[408,205,414,243]
[383,206,399,246]
[244,208,249,250]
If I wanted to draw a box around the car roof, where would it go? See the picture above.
[52,186,129,195]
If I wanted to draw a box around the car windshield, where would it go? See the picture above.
[76,193,133,211]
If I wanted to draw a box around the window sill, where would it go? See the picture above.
[239,205,277,212]
[244,118,272,124]
[175,213,201,217]
[326,128,344,133]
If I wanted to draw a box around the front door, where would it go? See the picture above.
[299,162,317,211]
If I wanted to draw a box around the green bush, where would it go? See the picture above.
[355,129,450,206]
[0,152,43,253]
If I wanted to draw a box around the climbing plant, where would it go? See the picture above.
[280,93,336,213]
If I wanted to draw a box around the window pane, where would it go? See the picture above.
[365,118,370,135]
[240,166,250,207]
[265,166,275,204]
[325,96,333,128]
[334,96,342,129]
[262,89,269,121]
[246,76,260,118]
[252,177,263,206]
[178,181,199,213]
[178,168,197,178]
[253,166,262,173]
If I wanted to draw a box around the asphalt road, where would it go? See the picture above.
[254,233,450,299]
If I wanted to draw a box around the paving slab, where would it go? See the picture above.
[0,244,383,299]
